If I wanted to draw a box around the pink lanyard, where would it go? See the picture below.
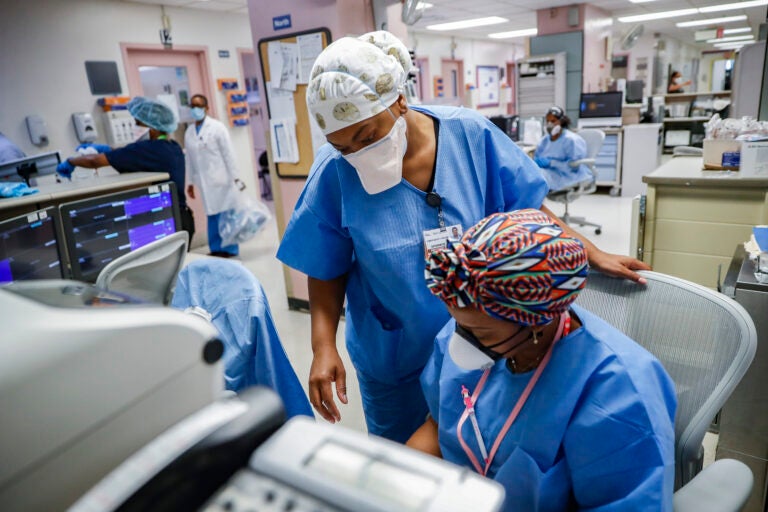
[457,313,571,476]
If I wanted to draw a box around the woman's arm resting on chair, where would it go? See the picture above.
[540,204,651,283]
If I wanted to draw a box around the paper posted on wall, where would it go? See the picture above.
[267,41,298,92]
[270,119,300,163]
[297,33,324,84]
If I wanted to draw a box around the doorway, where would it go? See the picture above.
[122,43,215,249]
[506,61,516,115]
[440,59,464,106]
[415,57,431,103]
[238,49,271,201]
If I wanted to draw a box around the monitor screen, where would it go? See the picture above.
[579,92,623,119]
[84,61,122,96]
[0,208,67,283]
[0,152,60,186]
[60,182,181,282]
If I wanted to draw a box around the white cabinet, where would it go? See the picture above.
[621,124,663,198]
[516,53,566,119]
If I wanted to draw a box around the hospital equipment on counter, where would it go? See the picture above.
[0,280,224,512]
[0,206,67,282]
[576,270,756,511]
[0,151,60,186]
[73,389,505,512]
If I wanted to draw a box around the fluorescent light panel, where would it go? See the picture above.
[676,15,747,27]
[417,2,433,10]
[488,28,537,39]
[426,16,507,31]
[700,0,768,13]
[723,27,752,34]
[714,42,751,49]
[706,34,756,43]
[618,8,698,23]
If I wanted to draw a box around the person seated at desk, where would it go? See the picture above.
[533,106,591,192]
[57,97,193,239]
[407,209,677,512]
[667,71,691,94]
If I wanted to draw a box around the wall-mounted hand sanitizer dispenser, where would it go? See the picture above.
[25,115,49,146]
[72,112,98,143]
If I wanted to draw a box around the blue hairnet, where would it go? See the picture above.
[127,96,178,133]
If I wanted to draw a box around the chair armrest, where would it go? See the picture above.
[673,459,753,512]
[569,158,595,168]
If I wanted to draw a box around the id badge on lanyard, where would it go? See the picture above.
[422,190,463,256]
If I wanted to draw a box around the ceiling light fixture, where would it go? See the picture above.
[618,8,698,23]
[426,16,508,31]
[713,42,751,49]
[706,34,756,43]
[676,15,748,27]
[488,28,538,39]
[723,27,752,34]
[699,0,768,13]
[417,2,433,9]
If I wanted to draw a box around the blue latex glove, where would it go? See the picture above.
[0,182,38,198]
[534,156,550,168]
[57,160,75,179]
[76,143,111,153]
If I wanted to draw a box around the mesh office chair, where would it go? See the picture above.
[576,270,756,511]
[546,128,605,235]
[95,231,188,305]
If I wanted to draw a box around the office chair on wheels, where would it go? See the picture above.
[576,270,756,512]
[546,128,605,235]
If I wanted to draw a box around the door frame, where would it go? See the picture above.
[120,43,217,117]
[440,58,464,105]
[237,46,266,193]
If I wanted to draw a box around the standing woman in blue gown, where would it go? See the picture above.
[277,30,651,443]
[409,209,676,511]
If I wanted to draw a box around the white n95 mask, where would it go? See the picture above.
[448,323,533,371]
[343,116,407,194]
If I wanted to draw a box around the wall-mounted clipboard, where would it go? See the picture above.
[258,27,331,179]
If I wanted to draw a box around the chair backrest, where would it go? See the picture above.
[576,128,606,160]
[95,231,188,305]
[575,271,757,490]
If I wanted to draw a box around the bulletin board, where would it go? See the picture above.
[258,27,331,178]
[477,65,500,108]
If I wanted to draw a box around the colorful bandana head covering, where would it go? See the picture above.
[425,209,589,326]
[306,30,412,135]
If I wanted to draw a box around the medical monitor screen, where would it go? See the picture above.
[579,92,623,119]
[60,182,180,282]
[0,208,66,283]
[84,61,122,95]
[0,152,60,186]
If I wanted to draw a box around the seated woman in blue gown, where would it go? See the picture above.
[533,106,592,192]
[407,209,677,511]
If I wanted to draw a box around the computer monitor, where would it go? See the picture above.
[0,207,67,283]
[59,182,181,282]
[0,151,60,186]
[625,80,644,104]
[578,91,624,127]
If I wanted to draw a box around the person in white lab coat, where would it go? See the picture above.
[185,94,243,258]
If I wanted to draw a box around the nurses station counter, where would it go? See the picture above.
[639,156,768,289]
[0,168,170,220]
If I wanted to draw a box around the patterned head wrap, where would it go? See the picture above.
[425,209,588,326]
[306,30,412,135]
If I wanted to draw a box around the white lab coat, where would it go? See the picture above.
[184,116,240,216]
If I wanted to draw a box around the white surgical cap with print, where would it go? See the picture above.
[306,31,412,135]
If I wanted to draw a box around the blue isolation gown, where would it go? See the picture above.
[534,129,592,192]
[171,258,313,419]
[277,105,548,442]
[421,305,677,512]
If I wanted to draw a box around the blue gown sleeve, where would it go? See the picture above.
[564,361,676,511]
[548,134,587,175]
[420,320,454,425]
[483,121,549,213]
[276,148,354,280]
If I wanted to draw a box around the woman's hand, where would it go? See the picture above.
[308,344,348,423]
[589,248,651,284]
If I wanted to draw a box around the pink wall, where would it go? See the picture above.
[536,4,584,36]
[247,0,374,302]
[582,4,612,92]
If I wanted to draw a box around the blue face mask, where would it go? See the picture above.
[191,107,206,121]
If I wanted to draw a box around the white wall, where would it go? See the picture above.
[0,0,258,192]
[409,32,525,116]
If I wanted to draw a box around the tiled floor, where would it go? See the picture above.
[207,189,717,463]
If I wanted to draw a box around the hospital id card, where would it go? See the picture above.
[423,224,463,257]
